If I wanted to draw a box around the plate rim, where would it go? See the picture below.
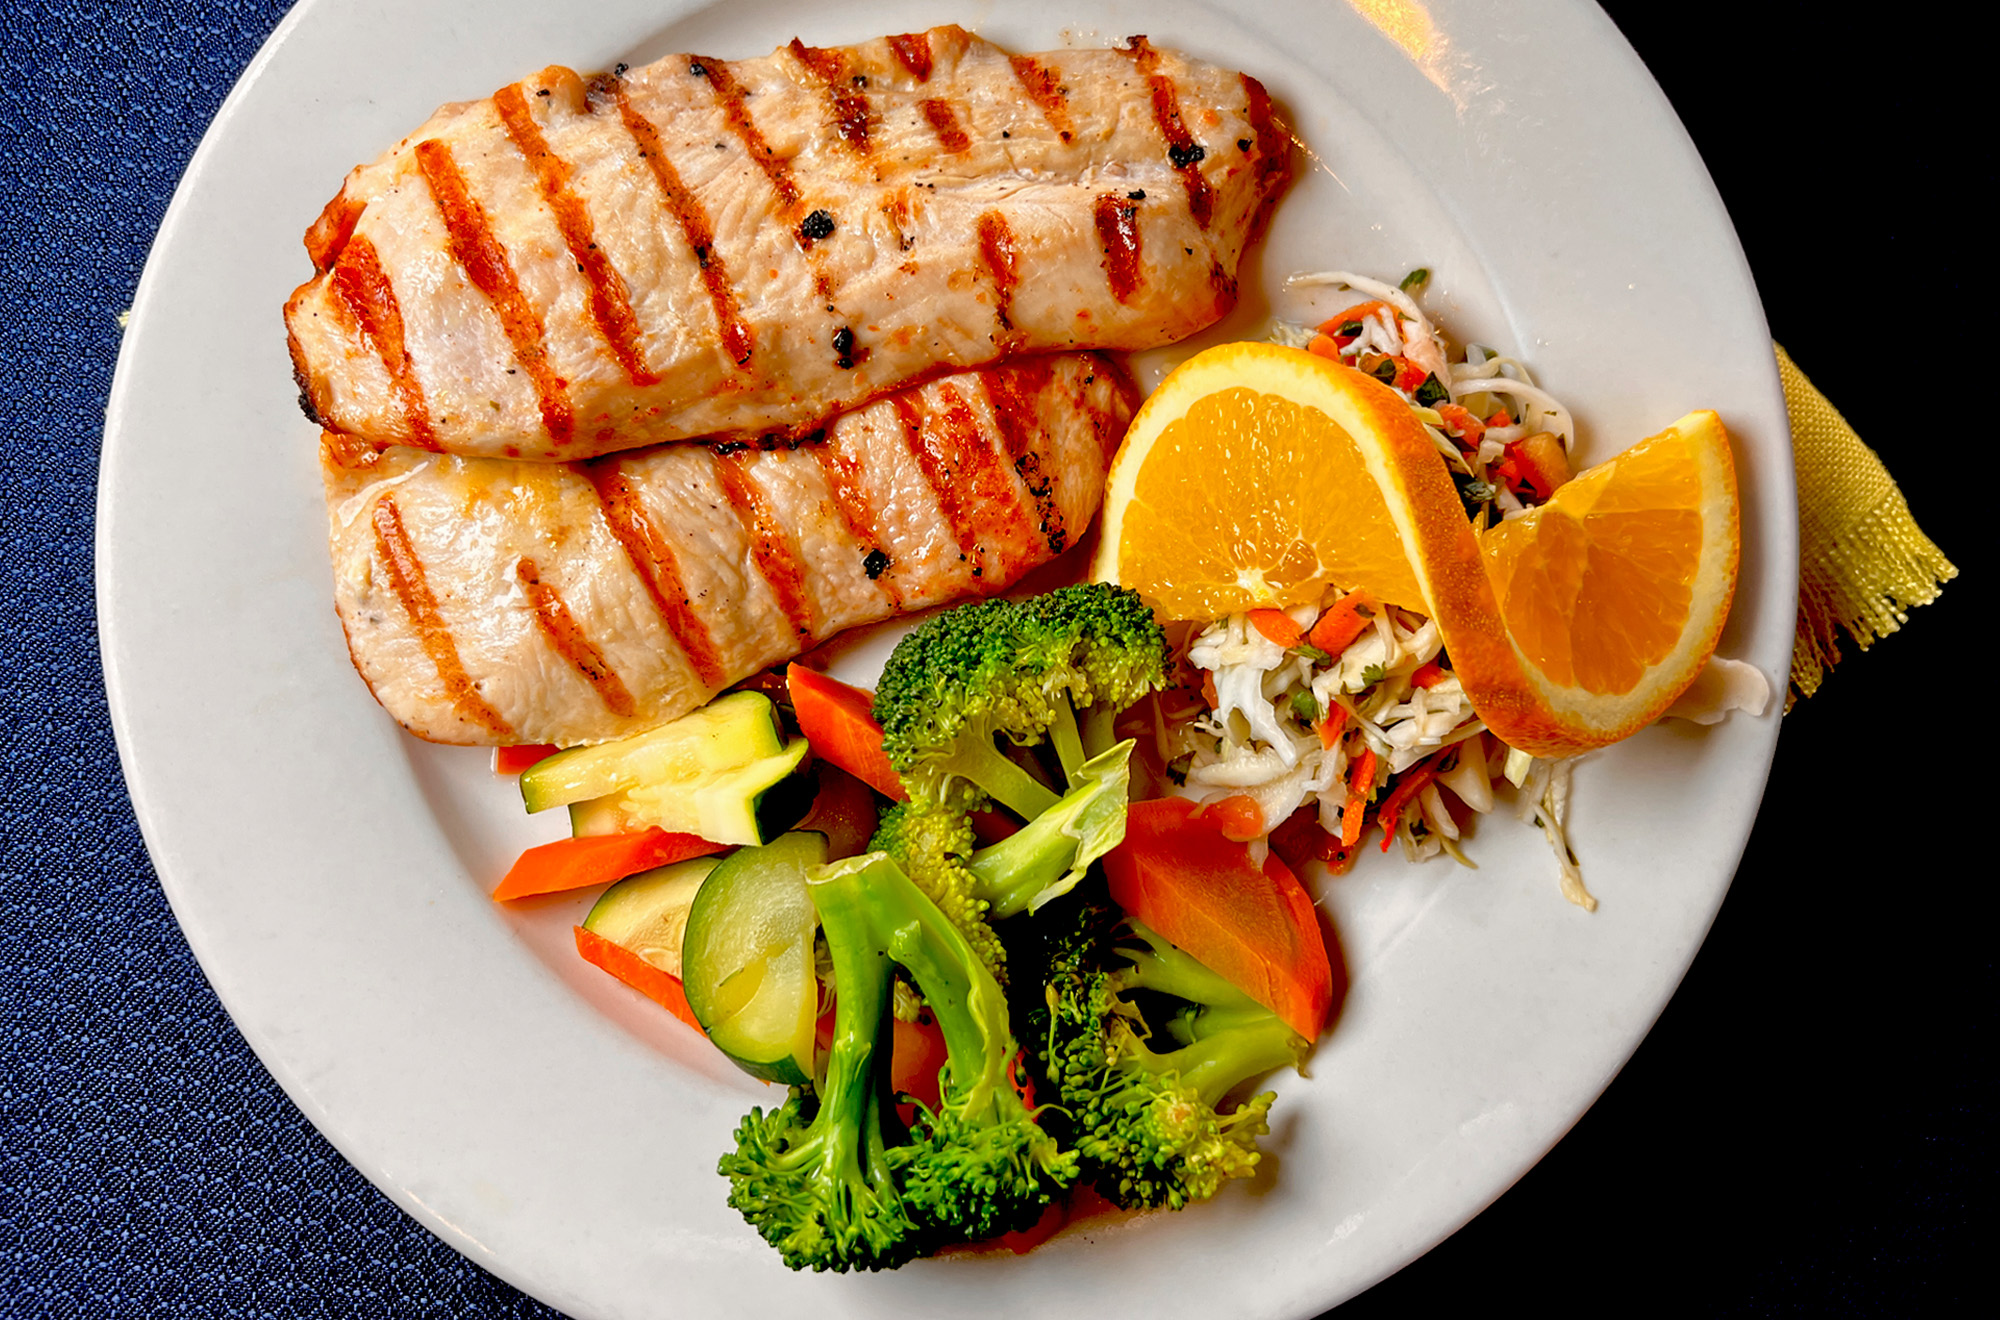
[97,1,1795,1314]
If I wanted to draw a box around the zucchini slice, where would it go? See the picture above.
[682,832,826,1085]
[581,857,723,980]
[520,691,783,813]
[569,739,814,847]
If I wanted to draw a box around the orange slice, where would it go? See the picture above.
[1093,343,1741,758]
[1472,410,1739,755]
[1093,342,1446,619]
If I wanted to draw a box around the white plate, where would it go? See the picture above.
[98,1,1794,1315]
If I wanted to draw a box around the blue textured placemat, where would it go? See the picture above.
[1,3,1981,1317]
[0,2,558,1314]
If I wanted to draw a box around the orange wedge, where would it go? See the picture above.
[1092,343,1740,758]
[1093,342,1446,618]
[1472,410,1739,755]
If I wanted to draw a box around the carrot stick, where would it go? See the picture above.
[1246,608,1305,649]
[1339,796,1366,848]
[1307,589,1381,656]
[493,828,725,902]
[1340,746,1377,848]
[492,743,560,775]
[573,925,704,1032]
[1376,760,1444,852]
[1315,708,1348,750]
[1317,300,1391,338]
[786,664,906,801]
[1410,660,1447,689]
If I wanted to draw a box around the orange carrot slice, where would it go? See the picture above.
[786,664,905,801]
[493,828,725,902]
[573,925,704,1032]
[1102,797,1332,1038]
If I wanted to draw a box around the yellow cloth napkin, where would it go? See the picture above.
[1780,344,1956,709]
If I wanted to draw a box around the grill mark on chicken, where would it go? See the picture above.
[290,30,1287,461]
[897,387,1036,585]
[787,39,875,156]
[808,441,902,610]
[920,98,970,154]
[975,211,1020,347]
[493,83,658,386]
[1076,353,1139,464]
[371,497,514,737]
[326,357,1132,745]
[1093,192,1144,305]
[983,358,1066,556]
[414,138,575,448]
[712,450,817,639]
[329,236,438,451]
[584,461,729,688]
[305,186,363,270]
[688,55,838,299]
[1009,56,1074,143]
[515,556,638,716]
[1126,37,1214,229]
[887,32,934,82]
[608,80,756,369]
[690,55,798,207]
[1241,73,1288,240]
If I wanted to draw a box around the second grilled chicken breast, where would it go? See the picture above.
[325,354,1135,746]
[287,26,1289,460]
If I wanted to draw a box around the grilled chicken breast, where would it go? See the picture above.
[287,26,1288,461]
[325,354,1135,745]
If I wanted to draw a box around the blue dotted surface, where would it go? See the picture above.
[1,2,557,1314]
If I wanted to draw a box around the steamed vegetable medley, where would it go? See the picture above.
[534,585,1333,1271]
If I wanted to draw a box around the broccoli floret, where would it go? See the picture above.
[719,849,1079,1269]
[869,585,1169,966]
[1018,582,1180,764]
[873,583,1168,813]
[1033,898,1307,1211]
[816,852,1078,1244]
[866,799,1003,973]
[716,859,920,1273]
[874,737,1134,922]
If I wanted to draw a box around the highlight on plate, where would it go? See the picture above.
[292,24,1762,1273]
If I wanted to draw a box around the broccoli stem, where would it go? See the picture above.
[1080,704,1120,760]
[954,736,1062,820]
[882,909,1012,1118]
[966,740,1134,919]
[811,864,903,1181]
[1119,924,1269,1016]
[1130,1013,1303,1110]
[818,894,893,1108]
[1048,699,1086,784]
